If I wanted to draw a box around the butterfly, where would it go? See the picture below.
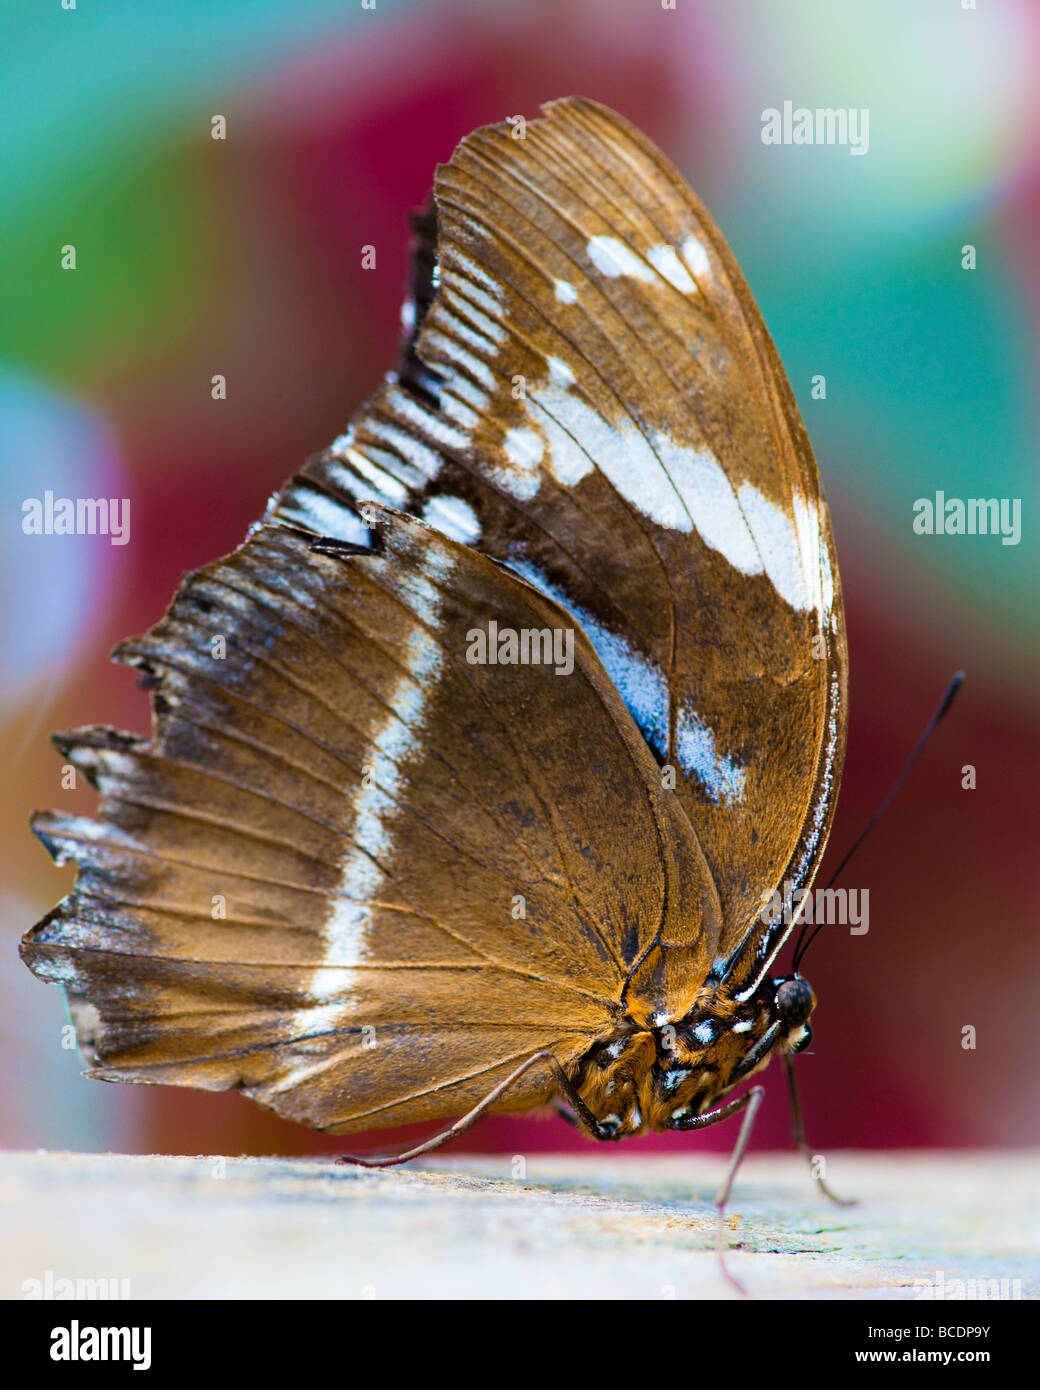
[21,98,849,1269]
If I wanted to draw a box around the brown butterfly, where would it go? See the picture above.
[22,98,850,1275]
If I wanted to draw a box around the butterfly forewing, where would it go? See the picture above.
[274,97,848,1000]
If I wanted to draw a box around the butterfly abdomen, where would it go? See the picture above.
[572,1029,658,1137]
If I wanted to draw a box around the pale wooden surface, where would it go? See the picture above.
[2,1150,1036,1300]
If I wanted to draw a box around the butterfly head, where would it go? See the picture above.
[775,974,816,1055]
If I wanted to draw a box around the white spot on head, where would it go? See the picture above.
[692,1020,717,1044]
[742,1020,780,1062]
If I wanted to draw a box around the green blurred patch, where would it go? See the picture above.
[3,138,217,388]
[751,224,1038,627]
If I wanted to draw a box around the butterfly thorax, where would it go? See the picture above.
[570,974,816,1137]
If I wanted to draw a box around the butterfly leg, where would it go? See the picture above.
[783,1053,856,1206]
[673,1085,764,1295]
[336,1050,587,1168]
[550,1099,581,1129]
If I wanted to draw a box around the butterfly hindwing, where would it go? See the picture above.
[22,511,721,1131]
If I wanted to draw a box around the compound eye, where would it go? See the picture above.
[789,1023,813,1054]
[776,976,815,1028]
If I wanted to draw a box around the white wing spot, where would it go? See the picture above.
[339,451,409,505]
[278,490,370,545]
[339,651,434,891]
[360,423,443,482]
[586,235,656,283]
[648,243,698,294]
[821,534,835,618]
[422,494,481,544]
[448,252,504,315]
[423,327,496,392]
[737,482,810,611]
[547,356,575,387]
[443,375,489,412]
[680,235,712,283]
[525,385,594,488]
[511,559,669,757]
[677,707,747,804]
[387,391,469,454]
[292,559,453,1044]
[503,427,544,470]
[440,394,481,432]
[651,436,760,571]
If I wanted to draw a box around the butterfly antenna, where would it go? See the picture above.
[792,670,965,971]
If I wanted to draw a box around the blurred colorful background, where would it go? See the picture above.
[2,0,1038,1162]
